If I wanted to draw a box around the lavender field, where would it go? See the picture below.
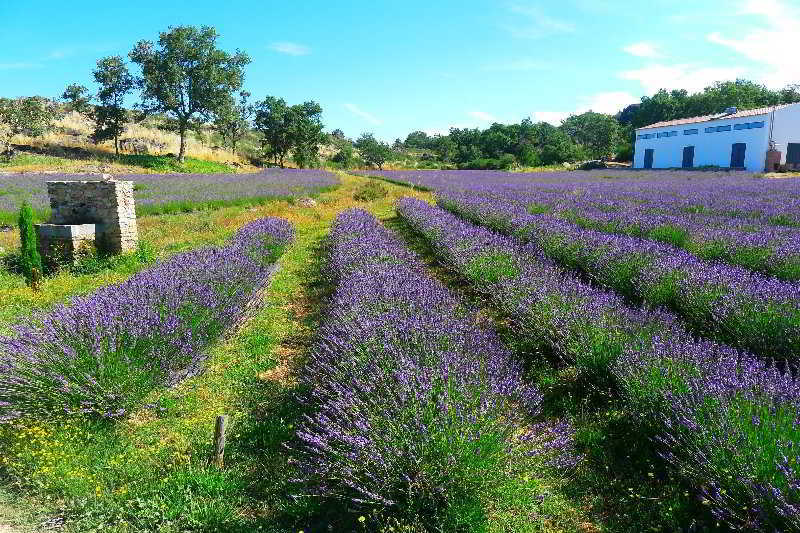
[4,169,800,531]
[0,168,339,223]
[343,168,800,530]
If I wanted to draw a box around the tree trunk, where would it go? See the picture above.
[114,135,119,156]
[279,154,284,168]
[178,122,187,163]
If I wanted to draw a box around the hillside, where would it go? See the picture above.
[1,111,259,174]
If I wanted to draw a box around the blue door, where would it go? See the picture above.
[682,146,695,168]
[644,149,654,169]
[730,143,746,168]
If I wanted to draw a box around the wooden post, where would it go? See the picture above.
[212,415,228,468]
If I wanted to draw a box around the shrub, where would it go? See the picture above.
[353,181,388,202]
[17,200,43,286]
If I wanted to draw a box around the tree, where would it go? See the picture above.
[254,96,292,167]
[289,101,324,169]
[129,25,251,162]
[355,133,391,170]
[404,130,431,149]
[214,90,253,154]
[91,56,135,156]
[560,112,621,159]
[0,96,56,159]
[61,84,92,115]
[18,200,43,286]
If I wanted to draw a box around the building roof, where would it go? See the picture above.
[637,103,797,130]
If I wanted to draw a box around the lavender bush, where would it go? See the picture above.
[0,217,293,421]
[290,208,574,529]
[396,197,800,530]
[359,170,800,278]
[436,190,800,364]
[0,168,339,222]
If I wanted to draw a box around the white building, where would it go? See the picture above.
[633,103,800,172]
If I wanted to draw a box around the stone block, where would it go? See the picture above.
[35,223,97,266]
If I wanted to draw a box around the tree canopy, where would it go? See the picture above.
[129,25,250,162]
[0,96,57,159]
[355,133,391,170]
[91,56,135,155]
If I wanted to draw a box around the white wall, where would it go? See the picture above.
[634,114,770,171]
[769,105,800,164]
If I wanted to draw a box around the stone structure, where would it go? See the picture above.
[35,178,138,265]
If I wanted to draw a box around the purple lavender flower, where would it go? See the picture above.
[0,217,293,420]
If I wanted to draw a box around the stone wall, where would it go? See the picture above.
[46,179,138,254]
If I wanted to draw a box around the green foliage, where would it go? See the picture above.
[458,154,516,170]
[352,181,388,202]
[560,111,621,160]
[330,143,356,168]
[631,80,800,128]
[213,90,253,154]
[129,25,251,162]
[464,252,520,284]
[355,132,391,169]
[60,84,92,115]
[117,154,234,173]
[91,56,135,155]
[17,200,43,285]
[290,101,324,168]
[0,96,57,159]
[254,96,324,168]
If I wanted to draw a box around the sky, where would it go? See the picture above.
[1,0,798,141]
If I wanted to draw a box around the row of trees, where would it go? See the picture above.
[391,80,800,170]
[621,80,800,129]
[2,25,328,167]
[398,114,623,169]
[59,25,250,162]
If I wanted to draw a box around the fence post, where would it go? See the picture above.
[212,415,228,468]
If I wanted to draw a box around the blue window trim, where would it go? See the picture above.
[684,128,698,135]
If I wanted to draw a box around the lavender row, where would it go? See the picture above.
[436,190,800,363]
[395,197,800,530]
[468,183,800,280]
[0,168,339,218]
[0,217,294,421]
[559,203,800,280]
[289,209,570,523]
[359,170,800,227]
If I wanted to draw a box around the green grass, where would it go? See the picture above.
[117,154,235,173]
[0,153,67,168]
[0,151,235,174]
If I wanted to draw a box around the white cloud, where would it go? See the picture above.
[706,0,800,87]
[344,103,382,125]
[504,4,575,38]
[467,111,497,122]
[269,42,311,56]
[623,42,662,59]
[531,91,638,125]
[619,63,745,94]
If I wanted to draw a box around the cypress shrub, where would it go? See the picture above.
[18,200,43,285]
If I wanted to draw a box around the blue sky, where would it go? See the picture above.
[1,0,797,141]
